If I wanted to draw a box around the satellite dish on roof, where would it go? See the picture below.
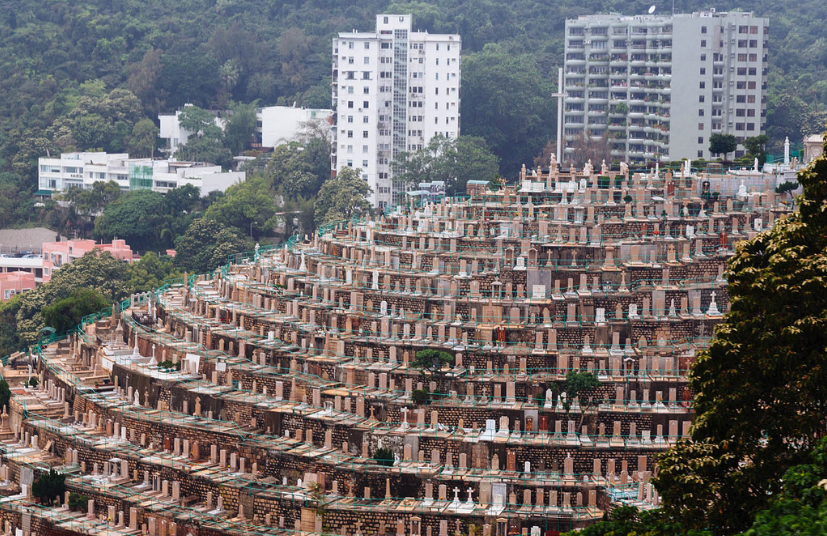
[648,5,657,13]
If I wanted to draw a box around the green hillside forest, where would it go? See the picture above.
[0,0,825,197]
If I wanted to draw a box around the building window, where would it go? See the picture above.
[699,109,704,116]
[362,131,368,138]
[698,123,704,130]
[701,40,706,47]
[736,123,745,131]
[347,130,353,138]
[701,26,707,34]
[698,150,704,157]
[363,116,369,123]
[698,137,704,144]
[699,81,705,89]
[362,101,369,108]
[699,95,705,103]
[747,123,755,131]
[348,101,354,108]
[700,54,706,61]
[364,42,370,49]
[700,68,706,75]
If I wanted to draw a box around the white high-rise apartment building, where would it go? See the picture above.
[563,10,768,163]
[332,15,461,208]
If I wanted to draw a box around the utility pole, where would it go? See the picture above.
[552,67,567,164]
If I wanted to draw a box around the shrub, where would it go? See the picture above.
[68,492,89,511]
[412,389,430,405]
[32,469,66,505]
[412,349,453,372]
[374,447,394,467]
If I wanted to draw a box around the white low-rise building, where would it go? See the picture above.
[38,152,244,196]
[159,105,332,154]
[259,106,333,148]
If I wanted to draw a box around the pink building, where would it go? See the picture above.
[42,239,134,282]
[0,271,35,301]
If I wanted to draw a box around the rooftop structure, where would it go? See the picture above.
[332,15,461,208]
[563,10,769,163]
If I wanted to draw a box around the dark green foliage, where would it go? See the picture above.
[314,167,372,226]
[564,371,599,399]
[392,135,499,196]
[462,47,555,176]
[412,349,454,372]
[0,379,10,411]
[597,176,610,189]
[157,360,180,371]
[775,181,799,195]
[412,389,430,405]
[31,469,66,506]
[41,287,109,334]
[708,134,738,160]
[562,505,711,536]
[742,436,827,535]
[27,377,39,388]
[373,447,394,467]
[93,189,169,251]
[67,492,89,511]
[653,137,827,533]
[173,218,251,274]
[743,135,769,166]
[203,176,281,238]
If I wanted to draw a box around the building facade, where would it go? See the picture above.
[332,15,461,208]
[563,10,768,164]
[38,152,244,196]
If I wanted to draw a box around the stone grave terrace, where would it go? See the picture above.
[2,161,792,536]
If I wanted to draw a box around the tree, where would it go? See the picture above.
[412,349,454,372]
[203,175,281,238]
[654,137,827,533]
[742,436,827,535]
[393,135,499,196]
[708,133,738,160]
[93,189,170,251]
[175,106,232,166]
[570,130,612,168]
[561,505,705,536]
[128,119,159,158]
[743,135,769,166]
[31,469,66,506]
[462,46,556,176]
[125,253,182,292]
[41,287,109,334]
[0,379,10,412]
[174,218,251,274]
[314,167,372,226]
[775,180,799,198]
[223,101,258,155]
[11,252,133,349]
[266,141,323,199]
